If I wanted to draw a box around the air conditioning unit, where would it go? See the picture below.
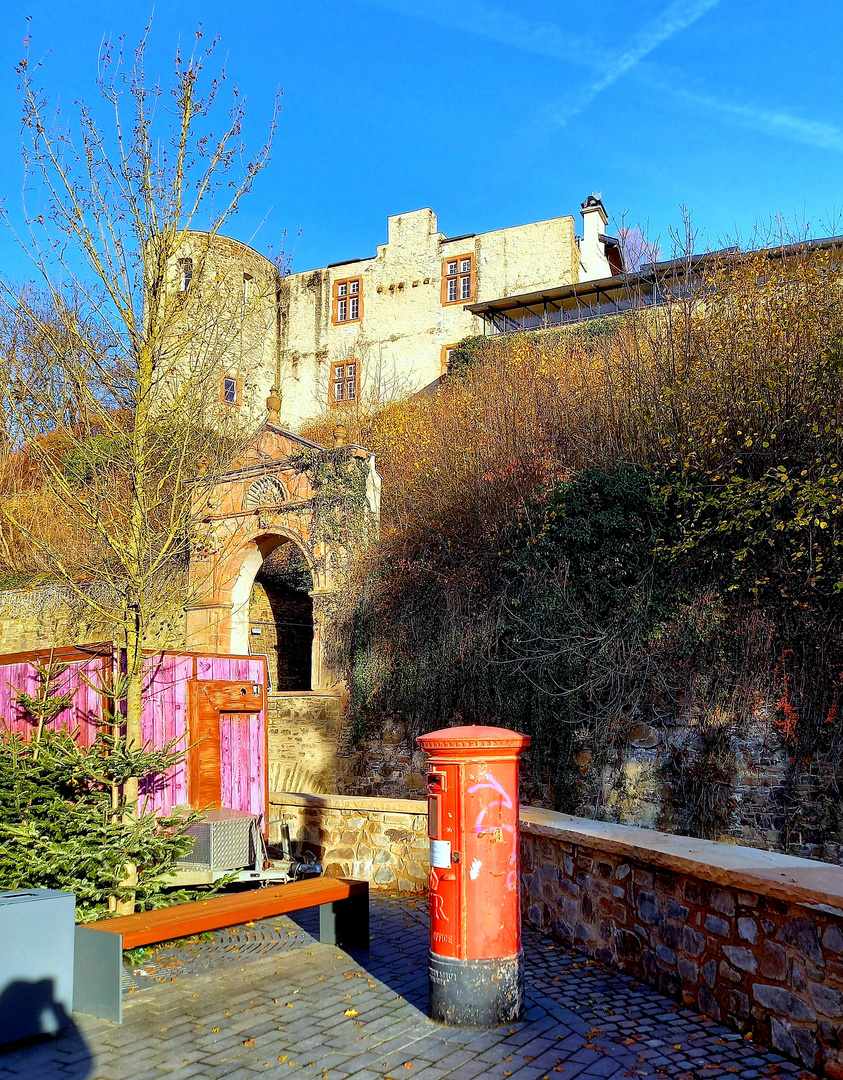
[175,808,259,871]
[166,807,321,888]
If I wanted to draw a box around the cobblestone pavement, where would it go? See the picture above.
[0,894,821,1080]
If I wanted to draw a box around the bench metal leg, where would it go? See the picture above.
[319,886,369,951]
[73,927,123,1024]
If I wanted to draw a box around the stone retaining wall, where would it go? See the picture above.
[268,792,428,892]
[0,585,185,655]
[328,713,843,864]
[334,719,429,797]
[521,809,843,1078]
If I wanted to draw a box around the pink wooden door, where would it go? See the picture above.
[219,711,264,820]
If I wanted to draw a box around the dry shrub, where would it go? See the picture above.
[315,238,843,826]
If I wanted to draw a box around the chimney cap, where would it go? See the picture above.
[581,192,606,212]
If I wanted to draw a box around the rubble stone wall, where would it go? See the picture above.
[335,719,429,797]
[521,809,843,1078]
[0,586,185,655]
[267,693,343,795]
[268,792,428,892]
[333,714,842,864]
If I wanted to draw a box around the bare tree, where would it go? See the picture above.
[617,224,661,272]
[0,24,281,907]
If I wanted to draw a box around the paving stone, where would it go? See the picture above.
[0,893,824,1080]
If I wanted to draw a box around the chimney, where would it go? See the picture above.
[579,193,611,281]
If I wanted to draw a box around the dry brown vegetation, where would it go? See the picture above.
[307,241,843,838]
[304,241,843,553]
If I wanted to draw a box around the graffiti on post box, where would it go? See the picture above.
[468,771,519,891]
[468,772,512,833]
[469,771,511,801]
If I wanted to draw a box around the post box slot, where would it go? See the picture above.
[427,771,447,792]
[428,794,441,838]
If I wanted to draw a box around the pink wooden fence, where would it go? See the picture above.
[0,650,111,750]
[0,647,267,822]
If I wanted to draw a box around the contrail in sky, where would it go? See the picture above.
[663,84,843,153]
[361,0,601,69]
[365,0,722,118]
[362,0,841,155]
[555,0,722,119]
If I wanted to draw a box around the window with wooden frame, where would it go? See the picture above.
[333,277,362,324]
[178,257,193,293]
[221,374,243,406]
[330,360,358,406]
[441,254,474,304]
[441,344,456,375]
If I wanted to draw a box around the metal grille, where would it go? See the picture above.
[176,809,259,870]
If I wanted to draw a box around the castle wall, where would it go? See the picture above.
[170,208,586,431]
[276,208,580,426]
[166,231,281,429]
[0,586,186,656]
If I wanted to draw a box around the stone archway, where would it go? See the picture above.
[246,541,314,691]
[225,530,328,691]
[185,421,380,795]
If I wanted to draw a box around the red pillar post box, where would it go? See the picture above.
[417,725,530,1026]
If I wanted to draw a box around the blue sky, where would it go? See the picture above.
[0,0,840,282]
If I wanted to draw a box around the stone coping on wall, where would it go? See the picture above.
[521,807,843,915]
[269,791,426,815]
[268,691,344,698]
[270,793,843,912]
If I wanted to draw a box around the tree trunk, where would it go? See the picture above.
[115,616,144,915]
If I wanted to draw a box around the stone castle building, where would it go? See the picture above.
[175,195,623,431]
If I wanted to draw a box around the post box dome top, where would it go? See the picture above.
[417,725,530,753]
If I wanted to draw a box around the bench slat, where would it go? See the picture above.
[85,878,367,950]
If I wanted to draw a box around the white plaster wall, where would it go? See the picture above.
[275,208,580,428]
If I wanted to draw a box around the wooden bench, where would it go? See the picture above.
[73,878,369,1024]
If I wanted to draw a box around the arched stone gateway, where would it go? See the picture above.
[248,542,313,692]
[186,420,380,794]
[226,533,320,685]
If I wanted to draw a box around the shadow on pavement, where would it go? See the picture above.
[0,979,93,1079]
[287,892,431,1013]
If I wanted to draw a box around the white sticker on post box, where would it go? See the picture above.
[430,839,452,868]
